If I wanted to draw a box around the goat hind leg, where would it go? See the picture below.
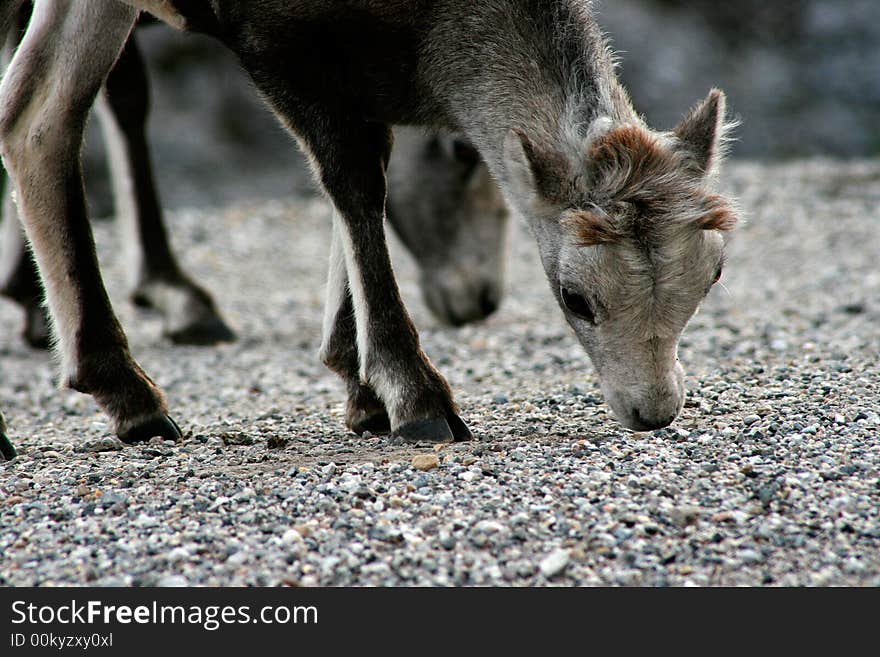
[0,2,50,348]
[0,185,50,348]
[0,0,180,443]
[97,34,235,346]
[0,0,33,461]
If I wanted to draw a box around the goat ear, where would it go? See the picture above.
[698,194,738,232]
[674,89,730,176]
[502,129,568,203]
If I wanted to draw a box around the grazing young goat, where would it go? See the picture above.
[0,0,736,457]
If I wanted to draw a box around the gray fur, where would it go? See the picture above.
[1,13,505,346]
[387,129,508,326]
[0,0,737,448]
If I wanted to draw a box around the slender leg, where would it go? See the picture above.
[0,177,50,347]
[0,0,49,347]
[0,0,28,460]
[0,0,180,443]
[96,34,235,345]
[276,104,470,442]
[319,222,391,434]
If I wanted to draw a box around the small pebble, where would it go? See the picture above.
[411,454,440,471]
[539,549,571,578]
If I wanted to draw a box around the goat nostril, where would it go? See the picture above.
[631,407,674,431]
[632,407,645,428]
[479,286,499,317]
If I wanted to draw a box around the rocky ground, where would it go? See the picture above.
[0,160,878,587]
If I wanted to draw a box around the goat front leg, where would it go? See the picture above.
[319,223,391,435]
[97,33,235,346]
[300,116,471,442]
[0,0,180,443]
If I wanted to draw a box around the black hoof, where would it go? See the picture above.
[346,383,391,435]
[392,416,455,444]
[166,317,237,346]
[118,414,182,445]
[446,412,473,442]
[0,433,17,461]
[349,408,391,435]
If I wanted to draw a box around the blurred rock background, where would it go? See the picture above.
[601,0,880,157]
[81,0,880,212]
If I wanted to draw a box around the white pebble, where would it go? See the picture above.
[539,549,571,578]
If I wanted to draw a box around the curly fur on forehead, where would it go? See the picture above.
[589,124,682,200]
[568,124,736,247]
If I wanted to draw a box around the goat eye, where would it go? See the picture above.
[713,265,723,284]
[561,287,595,324]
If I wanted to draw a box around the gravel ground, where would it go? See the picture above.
[1,160,878,587]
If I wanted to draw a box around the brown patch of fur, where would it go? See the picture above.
[698,194,737,232]
[588,125,682,201]
[584,124,737,239]
[563,209,621,246]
